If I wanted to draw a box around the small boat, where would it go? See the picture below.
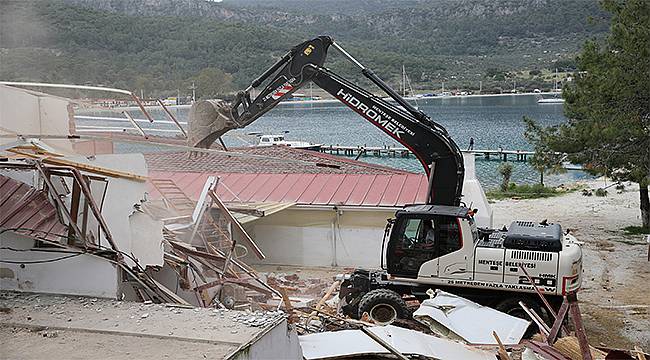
[538,68,565,104]
[537,98,565,104]
[251,133,322,150]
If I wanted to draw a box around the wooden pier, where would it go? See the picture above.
[319,145,536,162]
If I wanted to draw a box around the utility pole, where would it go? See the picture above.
[442,82,445,93]
[479,80,482,94]
[189,82,197,103]
[140,88,144,99]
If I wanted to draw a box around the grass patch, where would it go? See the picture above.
[486,183,569,200]
[622,226,650,235]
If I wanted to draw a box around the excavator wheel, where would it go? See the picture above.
[358,289,410,325]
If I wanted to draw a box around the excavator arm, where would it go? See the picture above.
[227,36,464,206]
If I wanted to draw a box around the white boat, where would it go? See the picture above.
[537,98,565,104]
[252,133,322,150]
[538,68,565,104]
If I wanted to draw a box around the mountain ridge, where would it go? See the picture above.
[1,0,609,97]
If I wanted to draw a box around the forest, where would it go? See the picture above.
[0,0,609,98]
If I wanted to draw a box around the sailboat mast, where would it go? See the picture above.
[402,65,406,97]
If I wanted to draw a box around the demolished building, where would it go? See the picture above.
[3,82,644,360]
[145,146,492,269]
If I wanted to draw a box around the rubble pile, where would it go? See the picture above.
[290,286,649,360]
[230,310,286,328]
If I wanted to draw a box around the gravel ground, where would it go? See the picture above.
[492,179,650,349]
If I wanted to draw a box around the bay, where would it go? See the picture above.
[77,94,592,189]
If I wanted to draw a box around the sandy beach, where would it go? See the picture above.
[492,178,650,349]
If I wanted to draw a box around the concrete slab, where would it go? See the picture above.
[0,291,302,359]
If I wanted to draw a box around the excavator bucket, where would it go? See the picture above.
[187,99,238,148]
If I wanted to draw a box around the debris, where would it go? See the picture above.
[412,290,529,345]
[299,325,495,360]
[41,331,58,338]
[492,331,512,360]
[359,326,409,360]
[552,336,607,360]
[304,280,339,326]
[140,313,149,319]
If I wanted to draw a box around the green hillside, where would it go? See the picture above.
[0,0,609,98]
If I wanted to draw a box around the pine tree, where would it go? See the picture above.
[525,0,650,227]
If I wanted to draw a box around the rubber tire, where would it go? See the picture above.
[358,289,410,325]
[494,297,546,338]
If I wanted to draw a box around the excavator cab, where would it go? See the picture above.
[385,205,470,278]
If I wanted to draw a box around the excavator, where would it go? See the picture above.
[208,36,583,326]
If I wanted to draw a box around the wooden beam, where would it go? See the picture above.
[360,326,409,360]
[8,149,147,181]
[567,293,592,360]
[305,281,339,325]
[150,278,191,306]
[492,331,512,360]
[209,190,265,260]
[547,298,569,344]
[67,180,81,245]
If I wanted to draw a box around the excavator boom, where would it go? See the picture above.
[227,36,464,206]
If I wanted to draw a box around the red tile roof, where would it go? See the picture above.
[0,175,67,242]
[148,171,428,207]
[144,146,413,175]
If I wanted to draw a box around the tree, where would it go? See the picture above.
[498,162,513,192]
[525,0,650,228]
[192,67,233,99]
[524,116,567,186]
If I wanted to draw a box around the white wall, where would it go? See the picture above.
[232,319,303,360]
[461,153,493,228]
[0,232,119,298]
[0,84,75,153]
[243,208,392,268]
[67,153,164,268]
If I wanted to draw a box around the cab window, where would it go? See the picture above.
[435,217,462,257]
[399,218,436,250]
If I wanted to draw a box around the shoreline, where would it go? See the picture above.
[92,92,562,111]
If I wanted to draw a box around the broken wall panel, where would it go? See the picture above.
[65,153,163,268]
[299,325,495,360]
[0,85,76,153]
[413,290,530,345]
[0,232,119,298]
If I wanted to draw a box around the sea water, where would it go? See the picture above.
[76,94,592,189]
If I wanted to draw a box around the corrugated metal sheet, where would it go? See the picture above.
[0,175,67,242]
[231,202,296,224]
[148,172,428,207]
